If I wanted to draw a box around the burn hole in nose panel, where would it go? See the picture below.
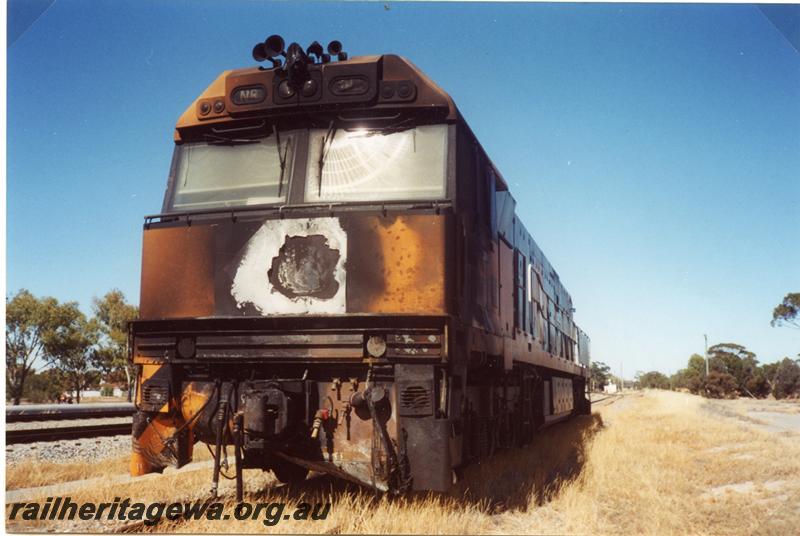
[268,234,340,299]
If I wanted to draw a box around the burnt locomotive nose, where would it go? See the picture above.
[268,235,340,299]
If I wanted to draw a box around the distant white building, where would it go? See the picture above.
[66,387,126,398]
[66,389,102,398]
[603,383,618,394]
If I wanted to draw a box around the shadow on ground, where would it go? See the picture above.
[453,413,604,511]
[241,412,605,515]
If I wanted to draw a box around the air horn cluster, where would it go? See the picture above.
[252,35,347,68]
[251,35,349,97]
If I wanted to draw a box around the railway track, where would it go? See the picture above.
[6,403,134,444]
[590,393,628,406]
[6,423,132,444]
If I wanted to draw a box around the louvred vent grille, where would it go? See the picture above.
[399,383,433,416]
[141,383,169,411]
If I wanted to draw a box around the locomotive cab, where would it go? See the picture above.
[130,37,590,497]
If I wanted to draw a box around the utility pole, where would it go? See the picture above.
[620,363,623,392]
[704,333,709,376]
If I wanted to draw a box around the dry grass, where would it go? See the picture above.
[5,442,214,491]
[6,455,131,491]
[7,391,800,534]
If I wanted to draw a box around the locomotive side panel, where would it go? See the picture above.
[453,120,590,448]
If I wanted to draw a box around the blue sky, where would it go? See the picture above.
[7,1,799,376]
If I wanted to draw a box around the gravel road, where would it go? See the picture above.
[701,397,800,435]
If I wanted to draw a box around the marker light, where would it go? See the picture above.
[302,79,318,97]
[278,80,295,98]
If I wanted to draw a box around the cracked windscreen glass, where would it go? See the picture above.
[304,124,447,202]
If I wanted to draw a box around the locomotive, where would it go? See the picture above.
[129,36,591,499]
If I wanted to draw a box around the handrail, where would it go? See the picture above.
[144,199,452,224]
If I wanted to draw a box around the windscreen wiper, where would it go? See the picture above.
[351,117,416,137]
[272,124,290,197]
[317,120,338,197]
[204,133,261,146]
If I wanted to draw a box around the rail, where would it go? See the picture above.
[6,403,135,423]
[7,423,133,444]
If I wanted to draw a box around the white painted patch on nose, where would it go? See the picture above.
[232,217,347,314]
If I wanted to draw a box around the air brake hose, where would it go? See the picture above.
[364,381,410,493]
[231,381,244,502]
[160,381,220,451]
[210,382,229,498]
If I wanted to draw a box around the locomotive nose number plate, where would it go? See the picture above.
[232,85,267,105]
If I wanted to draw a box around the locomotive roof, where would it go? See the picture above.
[175,54,455,132]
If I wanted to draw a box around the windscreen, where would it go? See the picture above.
[304,124,448,203]
[167,134,295,211]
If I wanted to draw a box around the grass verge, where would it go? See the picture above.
[6,391,800,534]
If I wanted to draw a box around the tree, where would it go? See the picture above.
[590,361,611,391]
[760,362,780,393]
[707,343,759,397]
[670,369,691,390]
[771,293,800,329]
[704,371,738,399]
[744,370,771,398]
[673,349,787,400]
[92,290,138,401]
[672,354,707,394]
[43,303,101,404]
[6,290,66,404]
[687,354,707,377]
[772,358,800,399]
[24,369,66,404]
[637,371,670,390]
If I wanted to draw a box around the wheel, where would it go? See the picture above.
[272,460,309,484]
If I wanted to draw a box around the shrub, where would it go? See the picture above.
[704,371,738,399]
[773,358,800,399]
[745,372,771,398]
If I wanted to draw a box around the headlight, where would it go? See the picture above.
[366,335,387,358]
[176,337,196,358]
[329,76,369,96]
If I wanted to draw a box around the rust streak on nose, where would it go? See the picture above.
[366,215,445,314]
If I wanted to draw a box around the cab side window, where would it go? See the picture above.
[475,150,498,239]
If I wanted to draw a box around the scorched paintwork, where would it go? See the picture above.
[232,217,348,315]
